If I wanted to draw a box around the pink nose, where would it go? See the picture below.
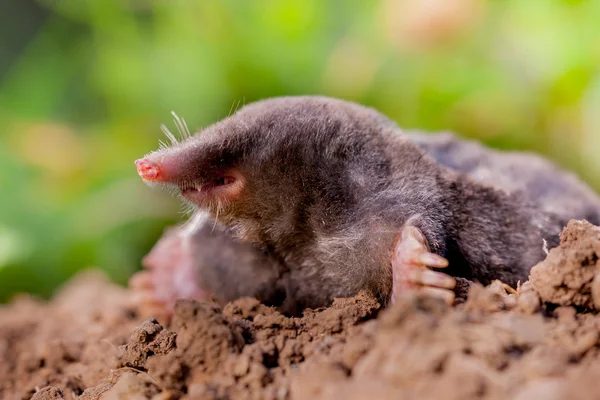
[135,158,163,181]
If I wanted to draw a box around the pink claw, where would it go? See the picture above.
[391,225,455,305]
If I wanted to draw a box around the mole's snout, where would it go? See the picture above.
[136,158,164,182]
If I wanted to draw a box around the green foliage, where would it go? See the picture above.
[0,0,599,301]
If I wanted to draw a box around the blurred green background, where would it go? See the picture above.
[1,0,599,301]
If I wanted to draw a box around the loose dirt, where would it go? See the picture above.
[3,220,600,399]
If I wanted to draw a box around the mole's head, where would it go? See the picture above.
[136,96,396,245]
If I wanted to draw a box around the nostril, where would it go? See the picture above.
[135,158,162,181]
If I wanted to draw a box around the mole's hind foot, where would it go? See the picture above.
[129,227,213,317]
[391,225,456,305]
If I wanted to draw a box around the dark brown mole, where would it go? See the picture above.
[133,96,600,315]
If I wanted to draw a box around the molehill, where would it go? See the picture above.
[3,220,600,400]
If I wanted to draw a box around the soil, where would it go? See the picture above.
[3,220,600,400]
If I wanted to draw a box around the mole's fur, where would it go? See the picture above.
[136,96,600,312]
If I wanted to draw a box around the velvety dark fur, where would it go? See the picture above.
[149,96,600,312]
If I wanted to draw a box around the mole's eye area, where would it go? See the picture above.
[179,169,245,205]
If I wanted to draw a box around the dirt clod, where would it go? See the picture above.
[530,220,600,310]
[3,220,600,399]
[118,319,176,370]
[31,387,64,400]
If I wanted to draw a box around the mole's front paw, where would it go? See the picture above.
[129,228,213,317]
[129,270,170,320]
[391,225,456,305]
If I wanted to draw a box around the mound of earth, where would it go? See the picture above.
[3,220,600,400]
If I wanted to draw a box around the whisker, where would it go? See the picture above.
[211,201,221,233]
[160,124,179,145]
[170,111,183,140]
[159,184,181,198]
[142,180,158,188]
[233,98,242,114]
[179,211,209,237]
[228,99,236,116]
[158,139,168,150]
[180,116,191,138]
[180,202,195,217]
[171,111,191,141]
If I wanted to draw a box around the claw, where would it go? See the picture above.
[129,270,154,290]
[419,287,456,305]
[391,224,456,304]
[129,225,213,316]
[408,269,456,289]
[415,252,449,268]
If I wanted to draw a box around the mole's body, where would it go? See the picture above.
[132,96,600,314]
[409,132,600,225]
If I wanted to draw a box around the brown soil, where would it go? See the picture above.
[4,220,600,399]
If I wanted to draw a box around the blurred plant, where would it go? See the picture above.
[0,0,598,300]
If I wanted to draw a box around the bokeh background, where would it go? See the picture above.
[1,0,599,301]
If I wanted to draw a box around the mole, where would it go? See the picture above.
[131,96,600,314]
